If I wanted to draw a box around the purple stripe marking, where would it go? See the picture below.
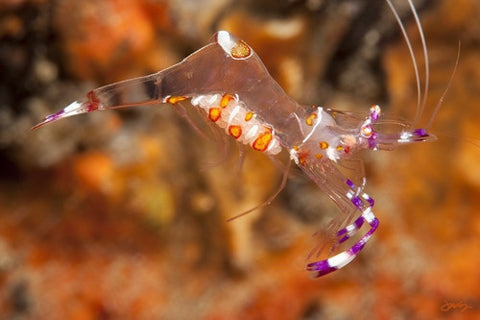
[354,216,365,229]
[413,128,428,137]
[338,216,365,242]
[306,260,329,271]
[367,196,375,207]
[337,228,347,236]
[368,133,378,149]
[313,266,338,277]
[350,217,379,255]
[351,197,362,209]
[307,260,337,277]
[346,179,355,189]
[47,110,64,122]
[350,239,366,255]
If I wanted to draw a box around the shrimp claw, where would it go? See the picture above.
[306,180,379,277]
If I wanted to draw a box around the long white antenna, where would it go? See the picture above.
[425,42,461,130]
[407,0,430,128]
[385,0,426,128]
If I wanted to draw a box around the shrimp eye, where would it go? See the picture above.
[361,124,373,137]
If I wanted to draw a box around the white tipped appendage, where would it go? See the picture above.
[32,101,87,130]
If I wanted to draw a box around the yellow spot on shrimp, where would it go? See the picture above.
[220,94,235,108]
[319,141,329,149]
[208,108,221,122]
[228,125,242,139]
[315,153,323,159]
[252,130,273,152]
[297,151,309,166]
[165,95,187,104]
[305,112,317,126]
[245,111,254,121]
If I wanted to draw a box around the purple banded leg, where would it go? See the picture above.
[337,214,365,244]
[306,180,379,277]
[338,180,375,237]
[306,209,379,277]
[337,190,375,243]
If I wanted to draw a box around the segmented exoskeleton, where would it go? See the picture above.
[34,0,445,277]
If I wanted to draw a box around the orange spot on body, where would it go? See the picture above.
[220,94,235,108]
[208,108,221,122]
[252,130,273,152]
[336,145,343,151]
[315,153,323,159]
[245,112,254,121]
[166,95,187,104]
[319,141,329,149]
[305,112,317,126]
[228,125,242,139]
[297,151,309,166]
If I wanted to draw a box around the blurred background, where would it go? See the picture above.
[0,0,479,319]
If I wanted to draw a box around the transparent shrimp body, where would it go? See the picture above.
[34,27,436,277]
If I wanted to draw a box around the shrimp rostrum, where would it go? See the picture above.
[34,3,439,277]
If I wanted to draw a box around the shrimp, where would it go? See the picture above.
[33,0,444,277]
